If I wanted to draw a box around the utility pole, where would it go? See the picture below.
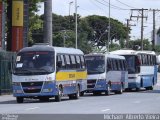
[152,9,155,51]
[149,9,160,51]
[75,0,78,49]
[44,0,52,46]
[126,19,136,48]
[130,8,148,50]
[69,1,73,30]
[126,19,130,48]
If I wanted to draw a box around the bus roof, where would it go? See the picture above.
[18,45,84,55]
[85,52,125,60]
[110,49,156,55]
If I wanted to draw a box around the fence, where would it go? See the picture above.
[0,51,16,95]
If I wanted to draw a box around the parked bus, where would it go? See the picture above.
[12,44,87,103]
[85,53,128,95]
[110,50,158,91]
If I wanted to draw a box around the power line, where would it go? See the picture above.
[94,0,129,11]
[115,0,137,9]
[101,0,130,10]
[89,0,108,14]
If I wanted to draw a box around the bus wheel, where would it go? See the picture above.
[135,88,140,92]
[55,87,62,102]
[74,85,80,99]
[105,84,111,96]
[115,84,123,94]
[80,91,84,96]
[69,85,80,99]
[16,97,24,103]
[93,91,101,96]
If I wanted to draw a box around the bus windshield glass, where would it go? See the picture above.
[14,51,55,75]
[85,56,105,74]
[123,55,136,74]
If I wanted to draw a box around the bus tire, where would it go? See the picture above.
[115,84,123,94]
[105,84,111,96]
[80,91,84,96]
[16,97,24,103]
[55,86,62,102]
[135,88,140,92]
[93,91,101,96]
[69,85,80,99]
[74,85,80,99]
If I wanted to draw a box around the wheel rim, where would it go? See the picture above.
[107,85,110,95]
[120,84,123,93]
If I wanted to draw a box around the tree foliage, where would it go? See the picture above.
[30,10,128,53]
[128,39,152,50]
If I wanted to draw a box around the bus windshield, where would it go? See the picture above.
[14,51,55,75]
[85,56,105,74]
[123,55,136,74]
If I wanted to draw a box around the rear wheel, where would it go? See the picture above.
[135,87,140,92]
[80,91,84,96]
[74,85,80,99]
[93,91,101,96]
[105,84,111,96]
[115,84,123,94]
[16,97,24,103]
[69,85,80,99]
[55,86,62,102]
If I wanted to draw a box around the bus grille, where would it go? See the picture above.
[21,82,43,93]
[87,79,97,89]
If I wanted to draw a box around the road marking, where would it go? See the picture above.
[133,101,141,104]
[101,109,110,112]
[25,107,40,111]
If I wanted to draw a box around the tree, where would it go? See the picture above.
[81,15,128,52]
[31,13,128,53]
[128,39,152,50]
[28,0,44,45]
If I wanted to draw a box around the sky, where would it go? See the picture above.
[37,0,160,41]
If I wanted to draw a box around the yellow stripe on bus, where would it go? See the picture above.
[56,71,87,81]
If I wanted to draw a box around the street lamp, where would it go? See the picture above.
[69,1,73,29]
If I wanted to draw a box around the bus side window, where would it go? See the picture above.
[65,55,71,69]
[107,59,111,71]
[76,55,81,69]
[80,56,85,69]
[150,55,153,65]
[57,55,62,69]
[70,55,76,69]
[60,55,66,69]
[112,59,116,71]
[120,60,123,71]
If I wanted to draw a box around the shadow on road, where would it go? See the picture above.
[0,100,17,104]
[140,89,160,94]
[0,98,71,104]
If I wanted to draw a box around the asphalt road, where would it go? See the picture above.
[0,75,160,116]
